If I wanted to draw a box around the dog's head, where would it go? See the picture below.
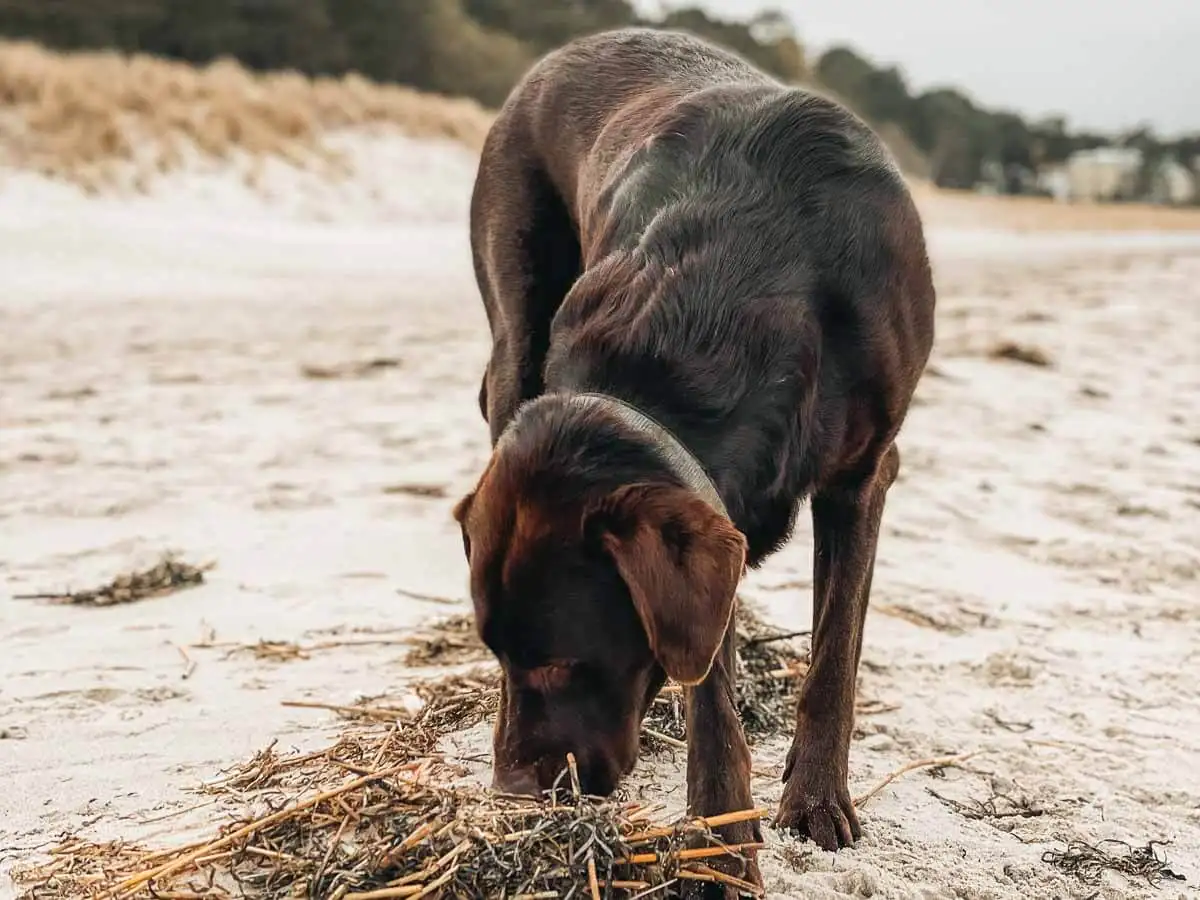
[453,399,746,797]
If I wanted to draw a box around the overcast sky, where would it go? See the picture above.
[638,0,1200,136]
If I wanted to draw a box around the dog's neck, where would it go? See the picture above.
[568,392,728,519]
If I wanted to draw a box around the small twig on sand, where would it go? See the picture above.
[193,637,413,663]
[679,863,765,896]
[343,883,425,898]
[641,726,687,750]
[988,341,1053,368]
[740,629,811,648]
[587,855,601,900]
[282,699,411,721]
[174,644,196,680]
[618,842,765,866]
[927,787,1047,822]
[300,357,402,380]
[854,751,981,808]
[874,603,963,634]
[628,882,677,899]
[767,666,806,679]
[985,710,1033,733]
[395,587,461,605]
[136,799,217,826]
[625,808,770,844]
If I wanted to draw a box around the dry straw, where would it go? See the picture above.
[13,602,930,898]
[14,669,767,899]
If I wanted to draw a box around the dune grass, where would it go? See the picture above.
[0,40,493,192]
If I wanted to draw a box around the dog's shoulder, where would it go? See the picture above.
[540,27,766,84]
[510,27,772,135]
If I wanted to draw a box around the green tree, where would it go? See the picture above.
[231,0,342,73]
[423,0,531,105]
[909,89,987,187]
[814,46,874,108]
[463,0,636,55]
[0,0,164,52]
[326,0,440,86]
[144,0,246,64]
[657,6,805,82]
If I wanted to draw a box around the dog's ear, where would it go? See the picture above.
[452,492,476,562]
[451,490,486,643]
[455,454,499,530]
[452,492,474,525]
[589,484,746,685]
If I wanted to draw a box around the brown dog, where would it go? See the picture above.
[452,26,936,885]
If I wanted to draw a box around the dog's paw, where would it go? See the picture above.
[773,768,860,851]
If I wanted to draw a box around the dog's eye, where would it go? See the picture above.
[526,661,574,693]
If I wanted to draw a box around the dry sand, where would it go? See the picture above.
[2,129,1199,900]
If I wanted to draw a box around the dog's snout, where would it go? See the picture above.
[578,759,619,797]
[492,766,541,797]
[493,752,623,799]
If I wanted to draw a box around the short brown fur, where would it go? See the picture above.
[454,27,936,892]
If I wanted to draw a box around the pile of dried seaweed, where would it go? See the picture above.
[731,608,809,739]
[405,601,811,752]
[15,671,766,900]
[638,602,809,749]
[13,554,212,607]
[402,615,492,668]
[19,780,764,899]
[1042,838,1186,888]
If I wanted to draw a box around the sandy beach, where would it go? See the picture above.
[2,130,1198,899]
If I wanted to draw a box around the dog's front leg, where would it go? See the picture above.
[683,625,761,897]
[775,443,900,850]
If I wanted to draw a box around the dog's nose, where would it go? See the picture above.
[492,766,541,797]
[577,760,619,798]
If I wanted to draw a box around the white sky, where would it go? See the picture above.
[637,0,1200,135]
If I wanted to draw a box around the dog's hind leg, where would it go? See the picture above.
[774,442,900,850]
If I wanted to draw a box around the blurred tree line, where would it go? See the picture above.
[0,0,805,107]
[1,0,1195,190]
[815,46,1199,190]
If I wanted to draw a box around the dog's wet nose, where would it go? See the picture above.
[492,766,541,797]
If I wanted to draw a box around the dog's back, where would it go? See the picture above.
[497,28,773,203]
[472,27,934,550]
[500,29,899,242]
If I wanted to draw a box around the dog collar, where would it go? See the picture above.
[571,392,729,519]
